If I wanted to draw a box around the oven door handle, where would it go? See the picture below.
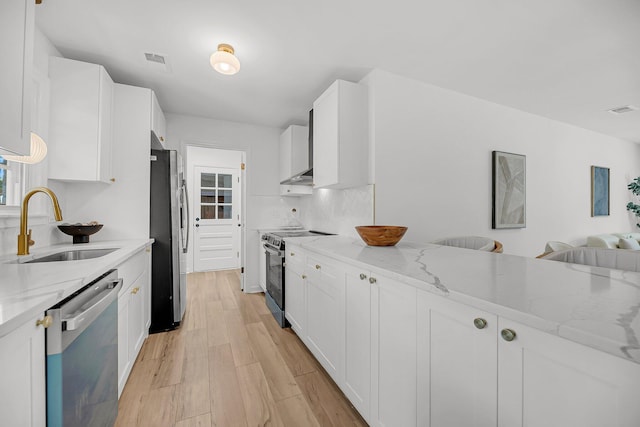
[263,244,283,258]
[62,279,123,331]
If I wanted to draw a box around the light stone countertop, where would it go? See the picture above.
[0,239,153,338]
[284,235,640,364]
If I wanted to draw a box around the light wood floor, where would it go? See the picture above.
[115,270,367,427]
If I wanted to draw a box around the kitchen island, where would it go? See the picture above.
[0,239,153,426]
[283,235,640,427]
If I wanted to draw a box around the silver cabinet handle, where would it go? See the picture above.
[359,273,367,280]
[369,277,377,284]
[501,329,517,342]
[290,252,295,256]
[474,318,487,329]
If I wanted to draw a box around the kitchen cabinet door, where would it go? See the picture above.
[0,0,33,156]
[258,239,267,292]
[49,57,114,183]
[117,247,150,397]
[117,290,131,397]
[305,254,345,384]
[0,315,46,427]
[370,275,417,427]
[284,245,306,335]
[151,90,166,146]
[312,80,368,189]
[417,290,498,427]
[343,265,372,422]
[498,318,640,427]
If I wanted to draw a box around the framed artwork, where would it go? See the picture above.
[591,166,610,216]
[492,151,526,229]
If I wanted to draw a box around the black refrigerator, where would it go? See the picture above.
[150,149,188,332]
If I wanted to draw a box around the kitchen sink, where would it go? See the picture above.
[22,248,118,263]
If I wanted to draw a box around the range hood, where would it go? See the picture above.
[280,110,314,186]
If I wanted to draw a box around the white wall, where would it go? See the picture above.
[364,69,640,257]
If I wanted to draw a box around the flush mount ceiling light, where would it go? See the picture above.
[3,133,48,164]
[210,43,240,75]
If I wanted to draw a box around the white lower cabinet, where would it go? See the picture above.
[258,239,267,292]
[284,245,306,334]
[370,274,417,427]
[343,266,372,422]
[498,318,640,427]
[417,290,497,427]
[305,253,345,382]
[0,316,46,427]
[117,246,152,397]
[291,251,640,427]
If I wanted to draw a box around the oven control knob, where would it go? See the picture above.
[36,315,53,329]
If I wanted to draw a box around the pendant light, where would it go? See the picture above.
[210,44,240,75]
[3,133,48,164]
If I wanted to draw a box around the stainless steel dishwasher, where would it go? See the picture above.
[46,269,122,427]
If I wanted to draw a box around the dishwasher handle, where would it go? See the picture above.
[63,278,123,331]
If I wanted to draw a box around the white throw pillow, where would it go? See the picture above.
[618,238,640,250]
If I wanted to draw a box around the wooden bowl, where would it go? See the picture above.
[355,225,408,246]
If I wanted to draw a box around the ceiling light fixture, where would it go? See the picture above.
[210,43,240,75]
[3,133,48,164]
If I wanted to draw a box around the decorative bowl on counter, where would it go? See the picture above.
[57,223,104,244]
[355,225,408,246]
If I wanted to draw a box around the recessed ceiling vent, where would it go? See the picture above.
[144,52,171,72]
[607,105,638,115]
[144,53,166,64]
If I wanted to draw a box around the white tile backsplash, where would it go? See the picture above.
[297,184,374,237]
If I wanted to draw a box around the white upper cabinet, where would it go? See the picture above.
[312,80,368,189]
[48,57,114,183]
[0,0,34,156]
[150,90,166,146]
[279,124,309,182]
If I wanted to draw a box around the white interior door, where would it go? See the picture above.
[193,166,241,271]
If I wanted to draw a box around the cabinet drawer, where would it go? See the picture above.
[306,254,340,286]
[117,249,147,295]
[285,248,305,275]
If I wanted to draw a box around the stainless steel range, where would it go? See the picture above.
[262,230,331,327]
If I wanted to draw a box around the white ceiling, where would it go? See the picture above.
[36,0,640,142]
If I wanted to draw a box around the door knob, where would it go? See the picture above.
[36,315,53,328]
[359,273,367,280]
[501,329,517,342]
[473,318,487,329]
[369,277,377,284]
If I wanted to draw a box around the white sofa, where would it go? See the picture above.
[541,247,640,272]
[586,232,640,249]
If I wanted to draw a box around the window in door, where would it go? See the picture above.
[200,173,233,220]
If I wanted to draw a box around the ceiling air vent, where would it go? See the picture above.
[143,52,171,73]
[607,105,638,115]
[144,53,166,64]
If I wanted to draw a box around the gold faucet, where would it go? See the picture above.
[18,187,63,255]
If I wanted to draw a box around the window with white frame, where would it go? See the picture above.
[0,156,24,207]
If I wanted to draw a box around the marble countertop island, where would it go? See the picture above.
[286,235,640,364]
[0,239,153,337]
